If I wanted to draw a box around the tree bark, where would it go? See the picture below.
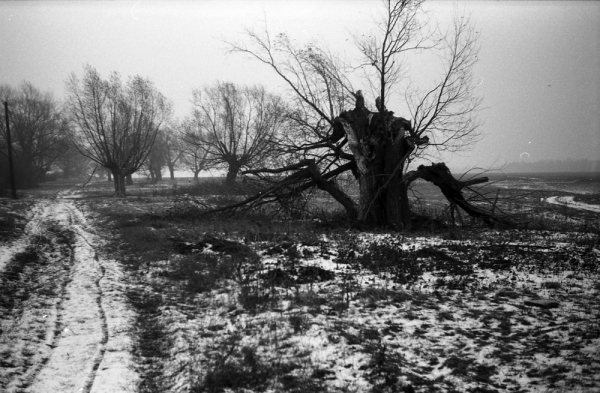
[335,105,419,228]
[126,174,133,186]
[226,162,241,186]
[112,171,127,197]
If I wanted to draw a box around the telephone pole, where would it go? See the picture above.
[4,102,18,199]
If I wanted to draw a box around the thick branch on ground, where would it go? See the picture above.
[404,163,511,226]
[303,160,357,220]
[268,162,356,202]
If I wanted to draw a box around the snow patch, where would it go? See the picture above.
[546,196,600,213]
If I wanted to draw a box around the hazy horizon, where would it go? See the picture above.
[146,157,600,180]
[503,158,600,174]
[1,1,599,171]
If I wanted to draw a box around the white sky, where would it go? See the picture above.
[1,1,599,171]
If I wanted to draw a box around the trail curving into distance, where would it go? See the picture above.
[545,195,600,213]
[0,196,137,392]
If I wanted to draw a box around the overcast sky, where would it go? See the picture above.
[1,1,598,171]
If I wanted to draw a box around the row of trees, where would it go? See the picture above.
[64,66,173,196]
[0,83,71,188]
[1,71,287,195]
[3,0,494,228]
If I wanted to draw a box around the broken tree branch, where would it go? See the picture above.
[404,163,513,226]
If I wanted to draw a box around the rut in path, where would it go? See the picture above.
[0,199,136,393]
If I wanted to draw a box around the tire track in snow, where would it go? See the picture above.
[73,200,138,393]
[22,199,137,393]
[0,200,78,392]
[27,200,109,393]
[1,197,136,392]
[16,217,78,391]
[77,230,109,393]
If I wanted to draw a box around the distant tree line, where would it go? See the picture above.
[1,68,287,196]
[0,82,73,189]
[507,159,600,173]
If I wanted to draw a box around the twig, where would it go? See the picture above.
[81,165,99,189]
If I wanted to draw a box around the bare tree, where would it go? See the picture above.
[144,130,167,182]
[225,0,494,227]
[179,119,212,181]
[53,138,94,179]
[163,125,183,180]
[142,125,182,182]
[65,65,172,196]
[0,82,70,187]
[185,82,287,186]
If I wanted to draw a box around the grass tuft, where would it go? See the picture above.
[0,247,40,310]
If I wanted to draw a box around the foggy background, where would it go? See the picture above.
[1,0,598,173]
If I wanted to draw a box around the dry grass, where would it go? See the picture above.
[3,176,599,392]
[90,200,598,392]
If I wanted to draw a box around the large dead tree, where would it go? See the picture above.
[222,0,503,228]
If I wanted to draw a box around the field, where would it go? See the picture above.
[0,173,599,393]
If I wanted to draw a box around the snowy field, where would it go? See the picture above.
[0,176,598,392]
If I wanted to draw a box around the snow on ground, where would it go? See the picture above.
[546,196,600,213]
[0,198,136,393]
[126,230,600,392]
[0,200,51,273]
[3,179,599,392]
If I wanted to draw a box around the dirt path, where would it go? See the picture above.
[0,197,136,392]
[546,195,600,213]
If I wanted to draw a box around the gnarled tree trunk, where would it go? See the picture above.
[107,163,135,197]
[112,171,127,197]
[167,164,176,180]
[226,161,241,186]
[334,101,426,229]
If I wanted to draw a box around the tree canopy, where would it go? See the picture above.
[65,65,172,196]
[0,82,69,188]
[185,81,287,185]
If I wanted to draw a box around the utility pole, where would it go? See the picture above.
[4,102,18,199]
